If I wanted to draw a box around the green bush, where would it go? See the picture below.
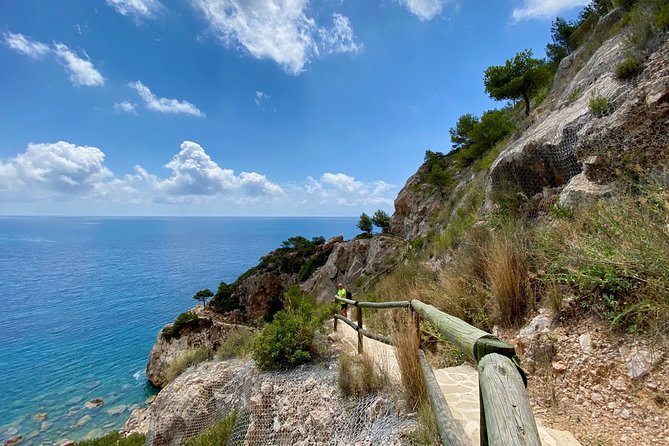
[184,411,238,446]
[589,93,611,117]
[252,287,333,371]
[657,2,669,29]
[298,250,330,282]
[75,432,145,446]
[162,312,205,341]
[615,54,643,79]
[450,109,514,166]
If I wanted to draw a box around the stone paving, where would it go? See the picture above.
[333,320,582,446]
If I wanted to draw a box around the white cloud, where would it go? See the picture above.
[192,0,362,75]
[255,91,270,106]
[398,0,448,21]
[129,81,205,117]
[0,141,396,214]
[2,31,50,59]
[0,141,112,194]
[52,43,105,87]
[106,0,164,20]
[512,0,590,20]
[114,101,138,115]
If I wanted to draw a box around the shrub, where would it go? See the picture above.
[450,109,514,166]
[390,312,425,410]
[371,209,391,233]
[357,213,373,234]
[162,312,203,341]
[588,93,612,117]
[184,411,237,446]
[297,250,330,282]
[75,432,145,446]
[252,288,332,371]
[216,327,255,360]
[165,346,213,383]
[615,54,643,79]
[657,2,669,29]
[338,352,389,397]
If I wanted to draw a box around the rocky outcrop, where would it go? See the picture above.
[488,16,669,210]
[390,171,443,241]
[300,235,410,302]
[126,357,412,446]
[146,314,252,388]
[232,271,295,322]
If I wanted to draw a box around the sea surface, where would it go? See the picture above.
[0,216,357,445]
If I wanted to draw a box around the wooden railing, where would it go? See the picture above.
[334,296,541,446]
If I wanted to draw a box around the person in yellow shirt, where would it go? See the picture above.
[336,282,348,317]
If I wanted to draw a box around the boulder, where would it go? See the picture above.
[84,398,104,409]
[32,413,47,422]
[55,441,75,446]
[300,235,410,302]
[626,349,663,380]
[4,436,22,446]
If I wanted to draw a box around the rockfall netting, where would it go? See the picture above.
[143,357,415,446]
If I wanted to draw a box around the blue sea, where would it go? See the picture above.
[0,217,357,445]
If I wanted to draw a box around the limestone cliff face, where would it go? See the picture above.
[145,312,252,388]
[389,170,443,241]
[300,235,410,302]
[489,13,669,206]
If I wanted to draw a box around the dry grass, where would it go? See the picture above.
[165,346,213,384]
[390,311,425,410]
[338,351,389,397]
[216,327,254,360]
[484,227,530,327]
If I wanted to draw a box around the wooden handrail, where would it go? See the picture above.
[332,295,537,446]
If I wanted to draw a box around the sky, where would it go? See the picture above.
[0,0,590,216]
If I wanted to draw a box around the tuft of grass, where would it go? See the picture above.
[589,93,612,118]
[401,401,440,446]
[184,411,237,446]
[484,226,530,327]
[216,327,254,360]
[75,433,145,446]
[390,312,425,410]
[567,86,582,104]
[165,346,213,384]
[615,54,643,79]
[338,351,389,397]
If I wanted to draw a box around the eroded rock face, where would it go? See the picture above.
[146,316,252,388]
[233,271,295,322]
[389,171,443,241]
[489,26,669,206]
[300,235,410,303]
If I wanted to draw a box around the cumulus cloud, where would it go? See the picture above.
[0,141,112,194]
[192,0,362,75]
[52,43,105,87]
[2,31,50,59]
[0,141,396,214]
[106,0,164,20]
[129,81,204,117]
[114,101,138,115]
[398,0,449,21]
[512,0,590,20]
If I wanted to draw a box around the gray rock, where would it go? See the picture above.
[84,398,104,409]
[518,314,552,340]
[32,412,48,422]
[76,415,91,427]
[578,333,593,354]
[626,349,663,380]
[55,440,75,446]
[559,173,613,208]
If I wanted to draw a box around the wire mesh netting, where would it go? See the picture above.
[143,356,415,446]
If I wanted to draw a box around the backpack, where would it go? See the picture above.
[346,290,352,300]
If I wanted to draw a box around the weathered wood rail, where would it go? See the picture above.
[334,296,540,446]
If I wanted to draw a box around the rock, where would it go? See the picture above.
[4,436,23,446]
[32,412,48,422]
[552,362,567,372]
[55,440,75,446]
[559,172,613,208]
[578,333,593,354]
[626,349,663,380]
[123,408,150,436]
[518,314,552,340]
[591,392,603,403]
[300,235,410,303]
[145,395,156,404]
[612,376,628,391]
[323,235,344,250]
[77,415,92,427]
[84,398,104,409]
[40,421,48,431]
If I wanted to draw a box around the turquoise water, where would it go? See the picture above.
[0,217,357,445]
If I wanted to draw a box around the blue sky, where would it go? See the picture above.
[0,0,589,216]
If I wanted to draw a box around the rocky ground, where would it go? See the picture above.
[504,313,669,446]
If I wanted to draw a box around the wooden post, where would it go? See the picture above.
[418,350,468,446]
[478,354,541,446]
[413,309,421,348]
[333,313,338,332]
[356,304,364,354]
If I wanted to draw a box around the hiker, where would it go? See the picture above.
[336,282,348,317]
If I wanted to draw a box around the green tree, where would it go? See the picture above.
[449,109,514,165]
[484,49,551,116]
[449,114,479,152]
[193,288,214,308]
[357,213,373,234]
[371,209,391,233]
